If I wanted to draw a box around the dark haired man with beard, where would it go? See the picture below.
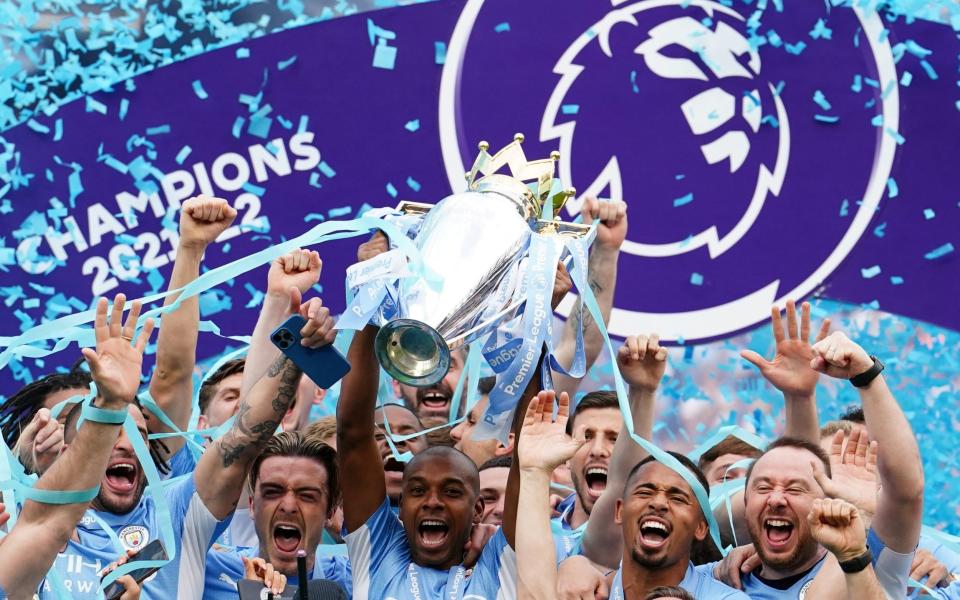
[608,453,748,599]
[703,330,921,599]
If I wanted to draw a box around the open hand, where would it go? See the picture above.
[82,294,155,407]
[740,300,829,397]
[812,429,879,522]
[518,391,584,474]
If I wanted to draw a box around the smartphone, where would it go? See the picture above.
[238,578,299,600]
[101,539,167,600]
[270,315,351,388]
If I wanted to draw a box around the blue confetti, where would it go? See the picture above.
[277,55,298,70]
[784,41,806,55]
[561,104,580,115]
[890,276,904,285]
[630,70,639,94]
[675,174,685,180]
[761,115,780,128]
[23,298,39,310]
[175,146,192,165]
[317,161,336,178]
[277,116,292,129]
[851,74,863,93]
[27,119,50,134]
[886,177,899,198]
[809,18,832,40]
[406,177,421,192]
[924,243,955,260]
[368,19,398,70]
[861,265,882,279]
[813,90,832,110]
[236,47,250,59]
[840,199,850,217]
[690,272,704,286]
[328,206,351,218]
[146,125,170,136]
[308,173,323,189]
[386,182,398,198]
[244,283,265,308]
[814,114,839,123]
[53,118,63,141]
[231,117,245,138]
[871,115,884,127]
[85,97,107,115]
[884,127,906,145]
[920,60,938,80]
[242,182,266,196]
[924,208,936,220]
[434,41,447,65]
[900,71,913,87]
[673,192,694,207]
[192,80,208,99]
[119,99,129,121]
[494,22,511,33]
[405,119,420,132]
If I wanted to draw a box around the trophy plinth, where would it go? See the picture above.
[375,318,450,386]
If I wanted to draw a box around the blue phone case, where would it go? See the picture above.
[270,315,351,388]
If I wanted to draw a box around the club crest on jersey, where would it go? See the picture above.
[119,525,149,551]
[440,0,899,341]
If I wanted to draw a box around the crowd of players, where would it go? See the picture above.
[0,194,953,600]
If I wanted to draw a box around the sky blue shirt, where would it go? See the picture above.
[609,562,750,599]
[552,492,585,561]
[344,497,517,599]
[38,474,229,600]
[696,527,913,599]
[202,544,351,599]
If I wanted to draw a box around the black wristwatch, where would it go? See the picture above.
[850,355,884,388]
[838,549,873,573]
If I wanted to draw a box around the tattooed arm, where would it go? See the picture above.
[194,291,335,521]
[552,198,625,398]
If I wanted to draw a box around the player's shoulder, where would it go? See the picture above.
[686,563,751,599]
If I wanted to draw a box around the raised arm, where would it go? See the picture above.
[194,290,334,520]
[502,356,545,548]
[240,249,322,399]
[580,334,666,568]
[336,324,387,531]
[0,295,154,599]
[552,198,626,399]
[740,300,829,444]
[805,498,888,600]
[516,391,584,600]
[811,330,923,554]
[147,196,236,457]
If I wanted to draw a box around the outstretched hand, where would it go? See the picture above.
[518,391,584,474]
[740,300,830,397]
[82,294,155,407]
[812,429,879,521]
[267,249,322,298]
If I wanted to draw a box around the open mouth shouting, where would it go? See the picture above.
[416,386,452,417]
[583,466,609,500]
[417,518,451,549]
[104,460,139,495]
[272,523,303,557]
[637,516,672,551]
[763,517,795,550]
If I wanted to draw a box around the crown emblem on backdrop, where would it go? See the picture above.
[466,133,577,220]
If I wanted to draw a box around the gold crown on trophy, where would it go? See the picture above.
[465,133,577,221]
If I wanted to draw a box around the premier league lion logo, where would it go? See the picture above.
[440,0,898,342]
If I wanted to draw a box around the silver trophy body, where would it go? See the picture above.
[374,134,589,386]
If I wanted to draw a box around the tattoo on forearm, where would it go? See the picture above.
[217,357,301,468]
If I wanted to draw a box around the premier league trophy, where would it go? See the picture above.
[366,133,592,387]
